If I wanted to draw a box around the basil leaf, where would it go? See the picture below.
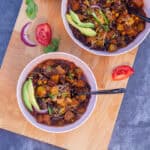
[44,38,60,53]
[26,0,32,5]
[26,0,38,20]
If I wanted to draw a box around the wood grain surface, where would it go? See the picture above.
[0,1,138,150]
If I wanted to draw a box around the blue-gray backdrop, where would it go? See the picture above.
[0,1,150,150]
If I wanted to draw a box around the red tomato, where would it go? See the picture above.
[36,23,52,46]
[112,65,134,81]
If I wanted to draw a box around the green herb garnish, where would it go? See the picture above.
[101,24,109,32]
[91,12,109,32]
[91,12,101,24]
[48,106,52,115]
[44,38,60,53]
[25,0,38,20]
[46,66,52,72]
[68,72,74,80]
[48,93,56,99]
[99,10,109,25]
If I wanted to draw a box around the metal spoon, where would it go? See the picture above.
[127,5,150,23]
[76,88,126,96]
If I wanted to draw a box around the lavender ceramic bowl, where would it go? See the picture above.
[61,0,150,56]
[16,52,97,133]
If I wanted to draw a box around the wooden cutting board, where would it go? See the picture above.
[0,0,138,150]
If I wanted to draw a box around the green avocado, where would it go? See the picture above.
[28,79,40,111]
[66,14,96,37]
[69,10,95,28]
[22,80,33,112]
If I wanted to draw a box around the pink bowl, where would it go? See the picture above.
[16,52,97,133]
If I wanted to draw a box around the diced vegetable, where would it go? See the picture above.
[70,99,79,108]
[64,111,75,121]
[108,44,117,52]
[132,0,144,8]
[56,98,65,107]
[74,80,86,87]
[50,86,59,95]
[56,65,66,74]
[51,74,59,83]
[37,114,51,125]
[79,95,86,102]
[36,86,47,97]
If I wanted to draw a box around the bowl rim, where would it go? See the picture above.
[61,0,150,56]
[16,52,98,133]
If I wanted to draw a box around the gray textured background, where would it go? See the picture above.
[0,1,150,150]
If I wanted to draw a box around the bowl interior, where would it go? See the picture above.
[61,0,150,56]
[17,52,97,133]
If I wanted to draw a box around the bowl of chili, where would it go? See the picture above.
[61,0,150,56]
[16,52,97,133]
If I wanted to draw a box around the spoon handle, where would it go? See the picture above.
[86,88,126,95]
[133,12,150,23]
[127,7,150,23]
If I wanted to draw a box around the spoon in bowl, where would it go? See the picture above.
[72,88,126,96]
[126,5,150,23]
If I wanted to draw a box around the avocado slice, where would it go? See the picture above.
[22,80,33,112]
[69,10,95,28]
[66,14,96,37]
[27,79,40,111]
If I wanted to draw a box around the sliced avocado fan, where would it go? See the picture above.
[28,79,40,111]
[66,14,96,37]
[69,10,95,28]
[22,79,40,111]
[22,80,33,112]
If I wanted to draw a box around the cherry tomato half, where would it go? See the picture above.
[36,23,52,46]
[112,65,134,81]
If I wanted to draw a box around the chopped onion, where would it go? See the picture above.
[91,5,100,9]
[34,107,48,114]
[21,22,37,47]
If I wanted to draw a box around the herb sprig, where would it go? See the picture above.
[25,0,38,20]
[44,38,60,53]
